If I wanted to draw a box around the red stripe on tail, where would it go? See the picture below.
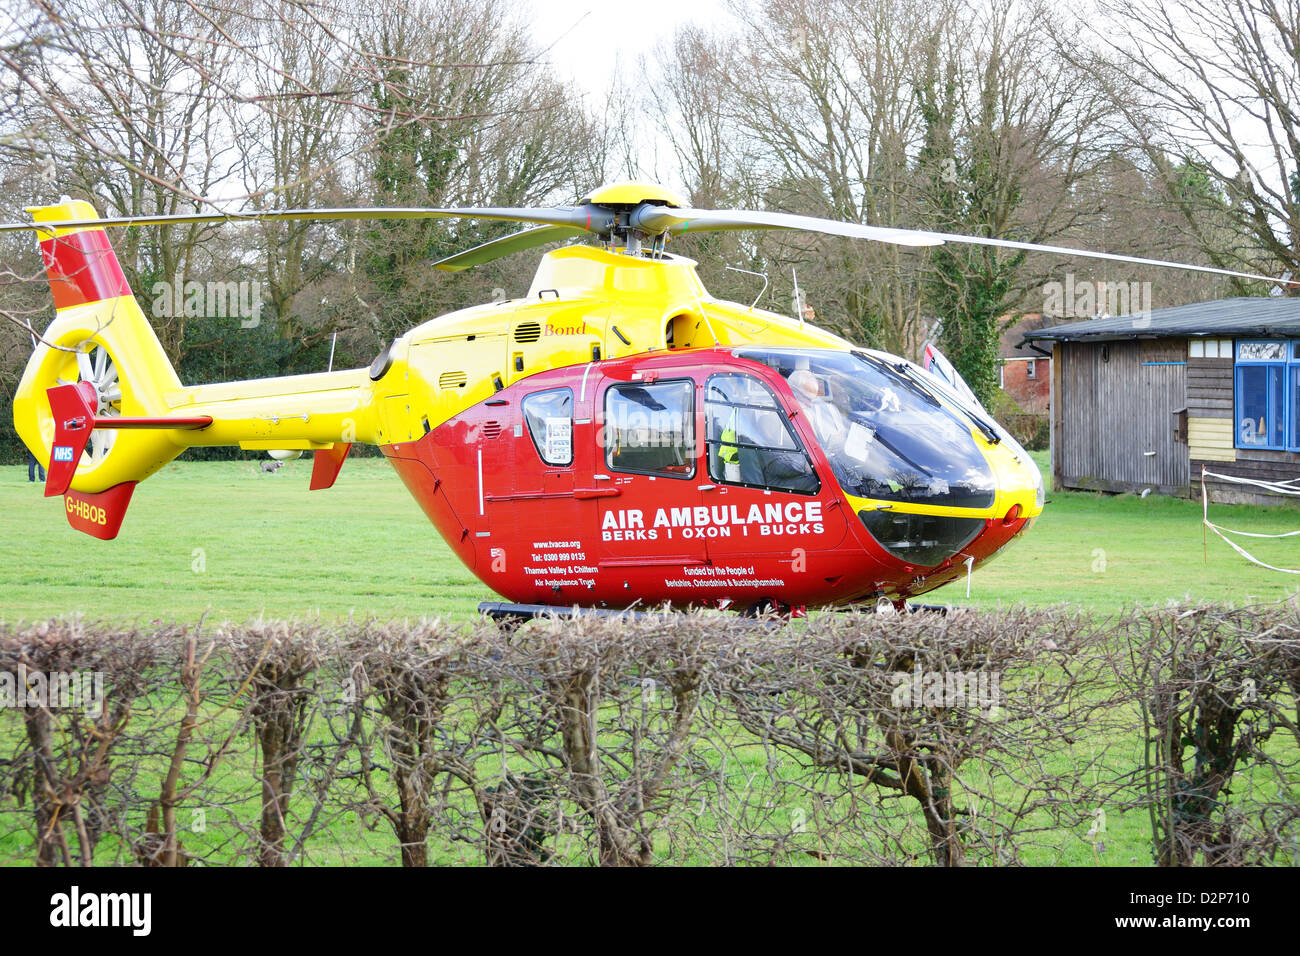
[39,230,131,310]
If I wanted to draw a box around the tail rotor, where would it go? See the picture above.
[63,343,123,466]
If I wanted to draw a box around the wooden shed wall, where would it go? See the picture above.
[1187,354,1235,479]
[1057,339,1189,494]
[1051,340,1300,504]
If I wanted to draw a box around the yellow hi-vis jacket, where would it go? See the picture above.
[720,408,740,466]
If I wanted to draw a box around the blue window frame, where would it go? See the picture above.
[1293,366,1300,449]
[1234,340,1292,450]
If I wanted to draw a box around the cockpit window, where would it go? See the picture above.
[736,348,996,509]
[705,373,819,495]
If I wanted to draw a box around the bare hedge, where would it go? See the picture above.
[0,602,1296,866]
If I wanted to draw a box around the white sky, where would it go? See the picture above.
[527,0,733,89]
[526,0,732,97]
[524,0,734,186]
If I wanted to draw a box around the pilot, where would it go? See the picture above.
[713,400,816,492]
[789,369,846,453]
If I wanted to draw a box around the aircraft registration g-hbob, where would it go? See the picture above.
[5,182,1292,615]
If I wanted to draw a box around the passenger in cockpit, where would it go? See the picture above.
[789,369,846,454]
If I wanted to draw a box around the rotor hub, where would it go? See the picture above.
[580,180,687,209]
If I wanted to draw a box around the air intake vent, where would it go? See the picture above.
[482,421,502,440]
[438,371,468,389]
[513,321,542,343]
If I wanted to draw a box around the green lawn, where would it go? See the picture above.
[1,451,1298,623]
[0,455,483,624]
[930,451,1300,611]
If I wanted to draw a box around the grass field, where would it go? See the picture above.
[2,450,1299,623]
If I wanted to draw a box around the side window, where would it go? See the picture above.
[705,373,819,494]
[522,388,573,466]
[1292,365,1300,449]
[1234,340,1287,450]
[604,380,695,478]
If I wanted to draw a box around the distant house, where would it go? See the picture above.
[1021,297,1300,504]
[1000,314,1051,412]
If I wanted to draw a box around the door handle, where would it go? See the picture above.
[697,483,717,491]
[575,487,621,499]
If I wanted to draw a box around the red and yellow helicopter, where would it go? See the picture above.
[5,182,1286,614]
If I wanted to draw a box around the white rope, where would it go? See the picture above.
[1203,468,1300,486]
[1203,469,1300,496]
[1204,522,1300,573]
[1202,467,1300,574]
[1211,526,1300,539]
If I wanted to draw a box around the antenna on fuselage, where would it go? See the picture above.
[792,268,805,329]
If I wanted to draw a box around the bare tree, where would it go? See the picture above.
[0,0,608,385]
[1079,0,1298,289]
[2,607,1296,867]
[6,0,250,362]
[1120,603,1300,865]
[917,0,1125,401]
[707,0,945,353]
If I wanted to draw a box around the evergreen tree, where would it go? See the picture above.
[917,63,1024,407]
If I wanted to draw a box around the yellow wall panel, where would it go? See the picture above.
[1189,417,1237,462]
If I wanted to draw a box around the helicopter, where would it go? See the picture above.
[6,181,1292,615]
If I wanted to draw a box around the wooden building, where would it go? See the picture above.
[1020,297,1300,504]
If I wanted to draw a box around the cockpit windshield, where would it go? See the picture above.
[736,348,997,509]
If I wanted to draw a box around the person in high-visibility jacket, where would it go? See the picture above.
[719,407,742,482]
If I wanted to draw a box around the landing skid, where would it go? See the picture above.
[478,601,656,623]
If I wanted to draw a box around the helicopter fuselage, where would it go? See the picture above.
[386,345,1038,609]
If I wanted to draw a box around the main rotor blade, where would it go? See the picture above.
[643,205,1295,287]
[0,205,614,234]
[640,206,943,247]
[432,224,590,272]
[11,192,1293,288]
[903,229,1300,287]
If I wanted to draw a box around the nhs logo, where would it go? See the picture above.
[52,445,74,462]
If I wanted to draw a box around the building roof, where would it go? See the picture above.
[1000,313,1051,359]
[1020,296,1300,347]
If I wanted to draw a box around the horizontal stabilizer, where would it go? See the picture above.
[45,381,98,497]
[43,382,213,498]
